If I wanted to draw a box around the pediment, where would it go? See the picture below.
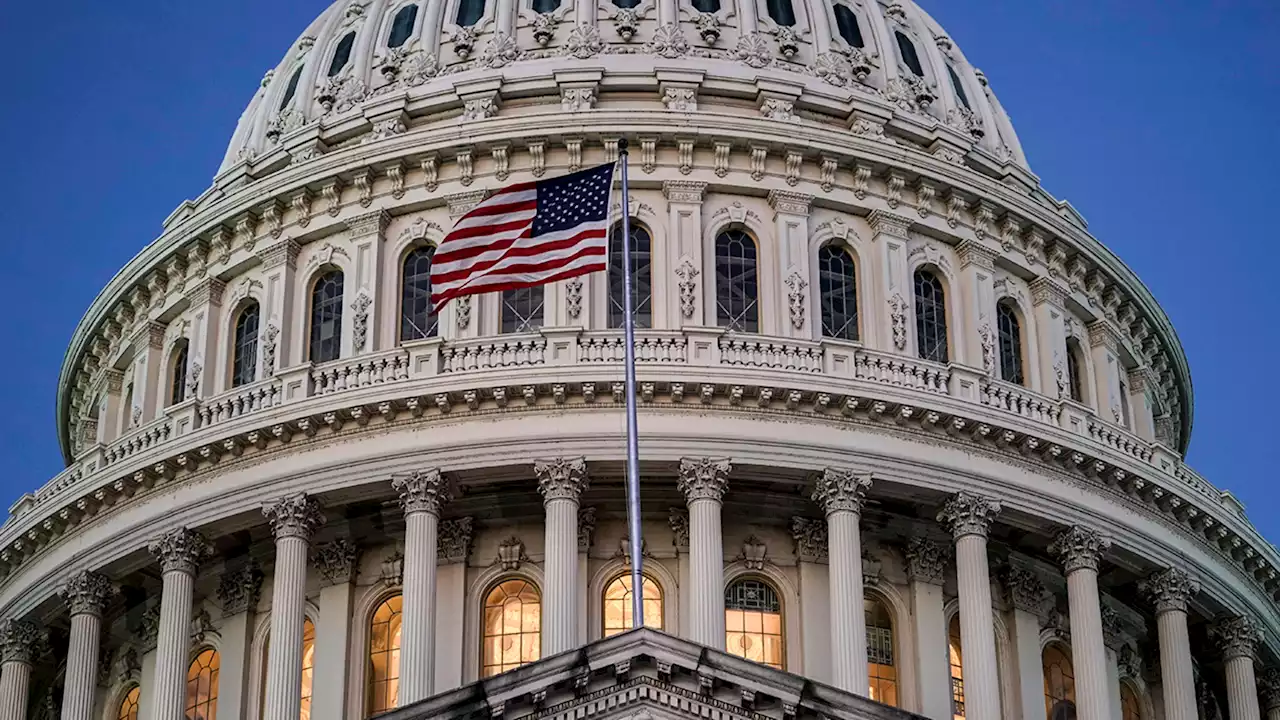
[383,629,920,720]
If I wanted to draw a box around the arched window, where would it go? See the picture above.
[866,596,897,706]
[481,579,542,678]
[185,649,220,720]
[400,246,438,341]
[766,0,796,26]
[456,0,485,27]
[279,67,303,111]
[531,0,560,12]
[368,595,403,715]
[388,5,418,47]
[996,301,1024,385]
[501,287,544,333]
[232,302,260,388]
[725,578,783,669]
[1043,644,1076,720]
[169,341,189,406]
[1121,684,1141,720]
[947,65,970,110]
[1118,375,1131,428]
[818,244,859,341]
[608,222,652,329]
[948,616,965,720]
[691,0,720,11]
[309,271,344,363]
[715,229,759,332]
[834,5,864,47]
[117,686,141,720]
[328,32,357,76]
[613,0,641,8]
[1066,339,1085,403]
[301,618,316,719]
[122,383,135,431]
[895,31,924,77]
[603,574,663,636]
[914,270,948,363]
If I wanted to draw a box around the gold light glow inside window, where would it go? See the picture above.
[482,579,542,677]
[949,616,964,720]
[603,574,663,636]
[865,597,897,707]
[117,686,140,720]
[185,649,220,720]
[300,618,316,720]
[1121,684,1141,720]
[724,579,784,669]
[368,595,403,715]
[1043,644,1076,719]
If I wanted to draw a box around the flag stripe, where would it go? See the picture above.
[433,224,606,279]
[432,228,607,293]
[435,255,609,301]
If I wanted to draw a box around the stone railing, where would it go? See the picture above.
[719,336,823,373]
[439,334,547,373]
[103,417,174,468]
[310,349,411,395]
[579,332,688,364]
[980,378,1061,426]
[197,377,284,429]
[854,348,950,394]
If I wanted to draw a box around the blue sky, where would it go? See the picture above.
[0,1,1276,535]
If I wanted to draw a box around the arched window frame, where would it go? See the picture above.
[277,66,305,113]
[478,576,543,678]
[168,339,190,407]
[229,300,262,389]
[864,589,900,708]
[398,243,440,343]
[723,574,786,670]
[1041,641,1076,720]
[601,573,664,636]
[827,1,870,52]
[246,606,321,720]
[995,299,1026,386]
[325,31,359,78]
[945,601,1015,720]
[112,684,142,720]
[947,63,972,111]
[185,646,221,720]
[366,593,403,717]
[712,226,762,333]
[912,266,952,364]
[894,29,925,77]
[607,219,653,330]
[382,2,423,48]
[816,241,861,342]
[445,0,494,32]
[1065,336,1090,406]
[462,565,546,685]
[306,269,346,363]
[588,560,678,640]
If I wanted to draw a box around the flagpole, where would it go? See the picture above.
[617,139,645,629]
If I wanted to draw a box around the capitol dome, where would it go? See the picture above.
[1,2,1272,720]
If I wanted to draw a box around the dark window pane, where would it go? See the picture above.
[170,342,189,406]
[948,65,970,109]
[400,247,439,341]
[232,303,260,388]
[1067,342,1084,403]
[766,0,796,26]
[502,286,544,333]
[531,0,560,12]
[388,5,418,48]
[279,67,303,111]
[715,230,759,332]
[608,222,652,330]
[309,271,345,363]
[896,31,924,77]
[328,32,356,76]
[691,0,720,11]
[833,5,864,48]
[456,0,485,27]
[818,245,858,341]
[913,270,948,363]
[725,579,780,612]
[996,301,1024,386]
[614,0,641,8]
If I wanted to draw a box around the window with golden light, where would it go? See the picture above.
[724,578,784,669]
[482,579,542,678]
[368,595,403,716]
[300,618,316,720]
[865,596,897,707]
[1121,683,1141,720]
[603,574,663,636]
[185,649,220,720]
[1043,644,1076,720]
[948,616,965,720]
[117,686,140,720]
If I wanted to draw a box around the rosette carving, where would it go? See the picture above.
[392,468,451,516]
[648,23,688,58]
[936,492,1001,539]
[810,468,872,515]
[1140,567,1199,614]
[1212,615,1260,662]
[262,493,324,541]
[0,619,43,664]
[148,527,211,575]
[1048,526,1110,574]
[905,537,946,585]
[566,23,604,59]
[733,32,772,68]
[61,571,116,617]
[677,457,731,503]
[535,457,589,502]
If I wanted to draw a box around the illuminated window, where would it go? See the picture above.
[301,619,316,720]
[368,595,403,716]
[1043,644,1076,720]
[603,574,663,636]
[914,270,948,363]
[819,244,859,341]
[997,301,1024,386]
[715,229,759,332]
[725,578,784,669]
[1121,684,1141,720]
[185,649,220,720]
[607,221,652,330]
[117,686,140,720]
[482,579,542,677]
[309,271,344,363]
[400,246,438,341]
[949,616,964,720]
[866,597,897,707]
[169,341,189,406]
[232,302,260,387]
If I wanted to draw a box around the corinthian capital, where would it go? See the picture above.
[677,457,731,503]
[1259,667,1280,711]
[1140,567,1199,614]
[534,457,589,503]
[262,493,324,541]
[905,537,947,585]
[1212,615,1260,662]
[148,528,211,575]
[0,619,43,664]
[1048,526,1111,574]
[936,492,1001,539]
[811,469,872,515]
[1002,567,1047,612]
[60,571,116,618]
[216,562,264,617]
[392,469,451,516]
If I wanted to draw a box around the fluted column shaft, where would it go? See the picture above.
[679,458,731,650]
[394,470,451,705]
[1143,568,1199,720]
[813,470,871,695]
[149,529,208,720]
[1051,527,1111,720]
[60,571,115,720]
[0,620,40,720]
[262,496,323,720]
[937,493,1001,720]
[536,458,589,656]
[1215,616,1262,720]
[1259,668,1280,720]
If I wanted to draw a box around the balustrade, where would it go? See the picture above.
[197,378,283,428]
[439,335,546,373]
[103,418,174,467]
[580,333,688,364]
[1085,417,1155,464]
[310,350,411,395]
[980,378,1060,426]
[719,337,824,373]
[854,349,950,394]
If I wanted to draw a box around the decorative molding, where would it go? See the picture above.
[1048,525,1110,574]
[1002,567,1047,612]
[669,508,689,550]
[261,493,324,541]
[675,259,699,319]
[810,468,871,515]
[1213,615,1260,662]
[936,492,1001,539]
[785,272,807,330]
[216,562,264,616]
[1140,567,1199,614]
[148,528,211,575]
[438,517,474,563]
[497,536,528,570]
[790,517,827,561]
[677,457,731,502]
[312,538,360,586]
[905,537,946,585]
[392,469,451,516]
[535,457,589,502]
[578,507,597,551]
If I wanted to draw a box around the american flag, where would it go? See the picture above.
[430,162,616,306]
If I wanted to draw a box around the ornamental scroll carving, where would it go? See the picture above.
[148,528,211,575]
[438,517,474,563]
[1048,525,1110,574]
[60,571,116,617]
[498,537,528,570]
[905,537,946,585]
[785,272,807,330]
[677,457,731,502]
[312,539,360,586]
[535,457,589,502]
[566,277,584,319]
[1140,567,1199,614]
[936,492,1001,539]
[810,468,872,515]
[675,259,699,319]
[216,562,264,616]
[889,294,908,350]
[262,323,280,378]
[262,494,324,541]
[351,292,373,352]
[790,517,827,561]
[979,323,996,376]
[392,468,451,516]
[578,507,597,551]
[1002,567,1048,612]
[669,508,690,550]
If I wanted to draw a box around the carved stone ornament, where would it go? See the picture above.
[847,47,874,82]
[216,562,264,616]
[1054,359,1068,399]
[61,570,115,618]
[888,293,908,350]
[453,25,477,58]
[810,52,850,87]
[669,508,690,549]
[498,537,528,570]
[532,12,558,45]
[262,324,280,378]
[936,492,1001,539]
[905,537,946,584]
[1259,667,1280,711]
[675,259,700,318]
[191,607,219,644]
[566,276,584,318]
[811,468,872,515]
[1140,567,1200,614]
[456,295,473,330]
[534,457,589,502]
[695,12,721,44]
[979,323,996,376]
[561,87,596,112]
[364,117,407,144]
[392,468,452,516]
[648,23,689,58]
[790,516,827,561]
[1048,525,1110,574]
[185,360,202,398]
[773,26,800,58]
[148,527,211,575]
[135,605,162,650]
[785,272,807,329]
[760,98,797,122]
[1003,567,1047,612]
[566,23,604,59]
[1212,615,1260,662]
[265,108,306,143]
[733,32,773,68]
[109,647,142,686]
[317,75,368,114]
[614,8,640,41]
[677,457,731,503]
[578,506,597,551]
[351,291,373,352]
[741,536,767,570]
[262,493,324,541]
[462,97,499,121]
[312,538,360,586]
[947,106,984,139]
[0,619,43,664]
[438,517,475,563]
[662,87,696,111]
[482,32,521,69]
[380,548,404,587]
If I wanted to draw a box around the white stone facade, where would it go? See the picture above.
[0,1,1274,720]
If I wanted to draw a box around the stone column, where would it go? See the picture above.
[148,528,210,720]
[956,240,1000,377]
[906,538,951,720]
[435,519,474,693]
[678,458,731,650]
[310,541,359,720]
[254,239,300,375]
[392,470,451,705]
[59,571,116,720]
[1102,607,1124,720]
[936,492,1001,720]
[214,562,265,720]
[670,509,692,638]
[811,469,871,695]
[1088,322,1124,426]
[1049,526,1112,720]
[1214,615,1262,720]
[1004,567,1049,720]
[1029,278,1071,403]
[262,495,324,720]
[1258,668,1280,720]
[1141,567,1199,720]
[535,457,589,656]
[0,620,42,720]
[183,275,225,398]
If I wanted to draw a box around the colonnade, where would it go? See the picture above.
[0,462,1268,720]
